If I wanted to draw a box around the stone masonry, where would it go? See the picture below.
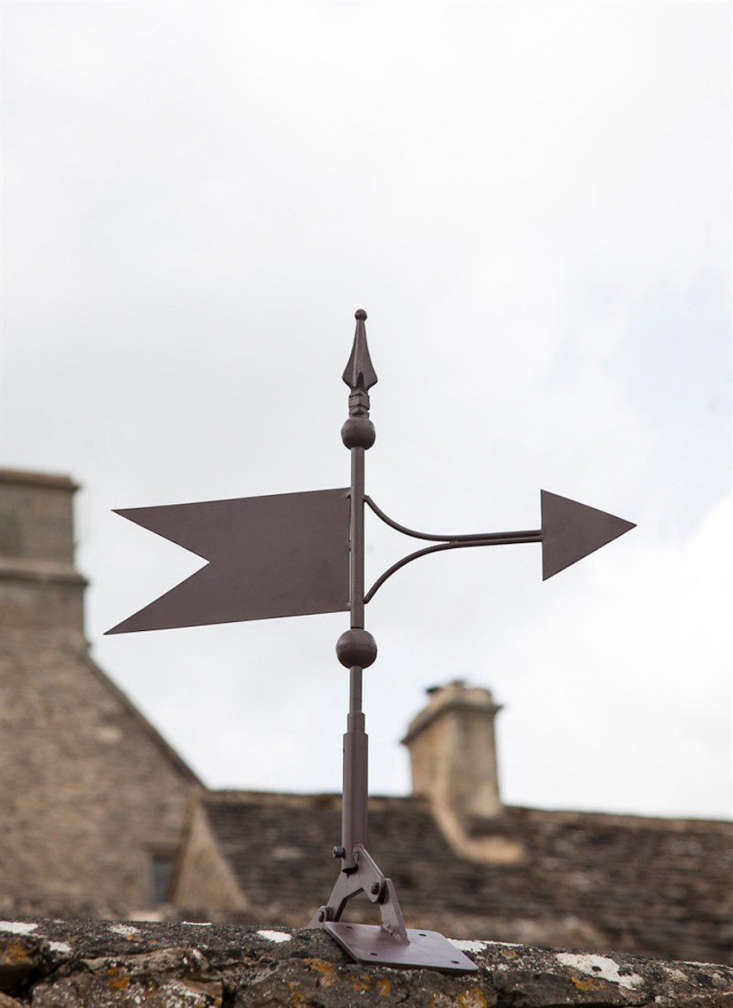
[0,470,86,644]
[0,469,200,918]
[402,680,503,823]
[400,681,523,864]
[1,919,731,1007]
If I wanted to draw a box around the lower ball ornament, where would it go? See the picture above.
[336,629,378,668]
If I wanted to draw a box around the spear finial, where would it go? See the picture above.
[341,309,376,444]
[342,309,378,392]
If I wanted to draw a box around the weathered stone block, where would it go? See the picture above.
[2,919,731,1007]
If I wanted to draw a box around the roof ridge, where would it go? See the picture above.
[84,653,203,787]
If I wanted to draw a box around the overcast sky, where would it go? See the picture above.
[1,0,730,819]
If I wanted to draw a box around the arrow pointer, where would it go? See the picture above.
[540,489,636,580]
[362,490,635,600]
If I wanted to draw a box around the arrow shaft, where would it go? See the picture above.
[364,532,542,604]
[365,495,541,545]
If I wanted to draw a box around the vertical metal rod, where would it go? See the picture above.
[350,447,365,630]
[349,667,362,714]
[339,310,377,872]
[343,445,368,866]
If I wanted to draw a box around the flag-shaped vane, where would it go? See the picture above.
[107,309,635,972]
[107,488,633,633]
[107,488,349,633]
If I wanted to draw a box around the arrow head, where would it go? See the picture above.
[541,490,635,580]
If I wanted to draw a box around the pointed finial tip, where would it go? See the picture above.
[343,308,377,390]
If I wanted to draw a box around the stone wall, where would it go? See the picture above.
[174,802,248,914]
[176,791,733,967]
[1,919,731,1006]
[0,633,199,916]
[0,469,200,917]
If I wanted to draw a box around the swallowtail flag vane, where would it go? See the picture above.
[106,488,350,634]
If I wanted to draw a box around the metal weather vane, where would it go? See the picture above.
[107,309,635,972]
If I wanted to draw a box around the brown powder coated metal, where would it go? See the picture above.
[106,488,350,633]
[541,489,636,580]
[324,923,478,972]
[310,311,482,972]
[360,489,635,598]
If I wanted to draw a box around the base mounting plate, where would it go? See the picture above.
[324,922,478,973]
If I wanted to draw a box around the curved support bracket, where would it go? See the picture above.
[364,496,542,603]
[365,496,537,543]
[365,539,499,603]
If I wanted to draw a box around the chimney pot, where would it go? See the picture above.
[0,468,86,640]
[402,680,503,822]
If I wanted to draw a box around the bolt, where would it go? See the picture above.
[332,845,346,859]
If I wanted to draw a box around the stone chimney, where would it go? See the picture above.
[0,468,87,642]
[402,680,522,863]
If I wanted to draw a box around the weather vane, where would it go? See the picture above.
[107,309,635,972]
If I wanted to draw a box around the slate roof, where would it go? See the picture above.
[193,791,733,966]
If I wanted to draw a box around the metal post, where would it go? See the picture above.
[350,448,366,631]
[337,310,378,870]
[309,311,477,971]
[342,451,368,863]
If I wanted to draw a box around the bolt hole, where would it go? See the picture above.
[451,959,459,964]
[418,932,426,936]
[370,952,378,957]
[346,926,352,930]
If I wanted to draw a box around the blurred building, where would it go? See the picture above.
[174,685,733,965]
[0,468,199,918]
[1,468,731,965]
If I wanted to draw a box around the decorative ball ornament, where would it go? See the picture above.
[341,417,376,449]
[336,628,378,669]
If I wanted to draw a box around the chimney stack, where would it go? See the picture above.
[0,468,87,642]
[402,680,503,826]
